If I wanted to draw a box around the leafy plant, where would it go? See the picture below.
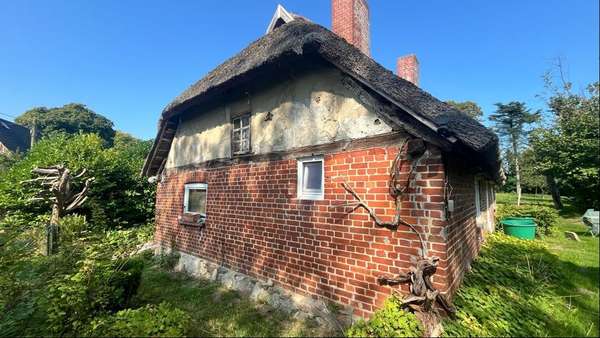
[86,302,190,337]
[0,133,155,229]
[442,233,587,337]
[496,204,558,235]
[346,296,423,337]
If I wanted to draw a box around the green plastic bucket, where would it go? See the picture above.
[501,217,537,240]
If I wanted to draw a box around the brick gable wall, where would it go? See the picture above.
[154,142,484,317]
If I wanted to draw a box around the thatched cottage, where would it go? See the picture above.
[143,0,500,318]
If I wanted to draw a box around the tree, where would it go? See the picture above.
[15,103,116,146]
[0,133,155,228]
[23,165,94,255]
[446,100,484,121]
[489,102,540,205]
[530,81,599,209]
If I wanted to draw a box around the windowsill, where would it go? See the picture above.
[178,213,206,227]
[232,152,253,158]
[297,194,324,201]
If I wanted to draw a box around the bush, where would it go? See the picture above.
[45,257,145,334]
[0,133,155,229]
[346,296,423,337]
[496,204,559,235]
[153,251,180,270]
[86,302,190,337]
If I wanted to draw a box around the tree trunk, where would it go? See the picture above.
[44,203,61,256]
[512,141,522,206]
[546,175,563,209]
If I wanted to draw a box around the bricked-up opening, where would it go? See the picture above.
[397,54,419,86]
[332,0,370,56]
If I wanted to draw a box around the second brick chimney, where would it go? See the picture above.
[397,54,419,86]
[332,0,370,56]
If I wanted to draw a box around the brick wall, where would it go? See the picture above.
[442,155,483,295]
[154,142,481,317]
[396,54,420,86]
[332,0,370,56]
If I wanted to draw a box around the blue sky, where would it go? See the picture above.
[0,0,598,139]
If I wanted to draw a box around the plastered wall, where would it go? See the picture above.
[165,67,392,168]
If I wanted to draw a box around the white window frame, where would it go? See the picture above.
[183,183,208,216]
[297,155,324,200]
[231,113,251,155]
[474,177,482,228]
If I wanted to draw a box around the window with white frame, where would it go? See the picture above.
[232,114,251,154]
[297,156,324,200]
[184,183,207,216]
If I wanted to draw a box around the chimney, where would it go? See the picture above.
[397,54,419,86]
[332,0,370,56]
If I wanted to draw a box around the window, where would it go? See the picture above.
[297,156,324,200]
[232,114,251,154]
[184,183,207,216]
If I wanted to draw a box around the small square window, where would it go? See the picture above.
[232,114,251,155]
[184,183,207,216]
[297,156,324,200]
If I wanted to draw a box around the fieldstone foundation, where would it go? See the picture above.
[156,246,354,330]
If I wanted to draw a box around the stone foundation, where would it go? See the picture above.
[157,246,354,329]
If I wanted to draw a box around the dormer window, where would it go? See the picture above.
[232,114,251,155]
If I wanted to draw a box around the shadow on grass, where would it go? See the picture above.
[131,265,315,337]
[443,234,599,337]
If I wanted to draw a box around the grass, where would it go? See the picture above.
[131,261,333,337]
[443,193,599,336]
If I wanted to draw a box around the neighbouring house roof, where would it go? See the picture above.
[0,117,31,154]
[143,18,500,180]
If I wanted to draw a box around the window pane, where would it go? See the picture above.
[241,115,250,127]
[241,129,250,151]
[188,189,206,214]
[233,118,240,129]
[303,161,322,191]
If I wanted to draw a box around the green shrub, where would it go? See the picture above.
[45,256,145,334]
[86,302,190,336]
[346,296,423,337]
[0,133,155,229]
[496,204,558,235]
[153,251,180,270]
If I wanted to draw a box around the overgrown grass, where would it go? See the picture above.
[131,261,330,337]
[443,193,599,336]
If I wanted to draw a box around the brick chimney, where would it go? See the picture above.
[332,0,370,56]
[396,54,419,86]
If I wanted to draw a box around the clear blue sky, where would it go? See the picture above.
[1,0,598,139]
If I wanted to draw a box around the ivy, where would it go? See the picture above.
[346,296,423,337]
[442,233,583,337]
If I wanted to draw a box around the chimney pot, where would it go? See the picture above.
[332,0,370,56]
[397,54,419,86]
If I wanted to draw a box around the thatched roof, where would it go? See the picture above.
[144,18,500,179]
[0,118,31,153]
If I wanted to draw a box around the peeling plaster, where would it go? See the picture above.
[166,67,392,169]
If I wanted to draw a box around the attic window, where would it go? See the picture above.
[232,114,251,154]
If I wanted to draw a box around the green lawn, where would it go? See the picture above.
[443,193,599,336]
[131,262,335,337]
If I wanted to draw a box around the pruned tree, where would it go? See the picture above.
[22,165,94,255]
[334,139,455,317]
